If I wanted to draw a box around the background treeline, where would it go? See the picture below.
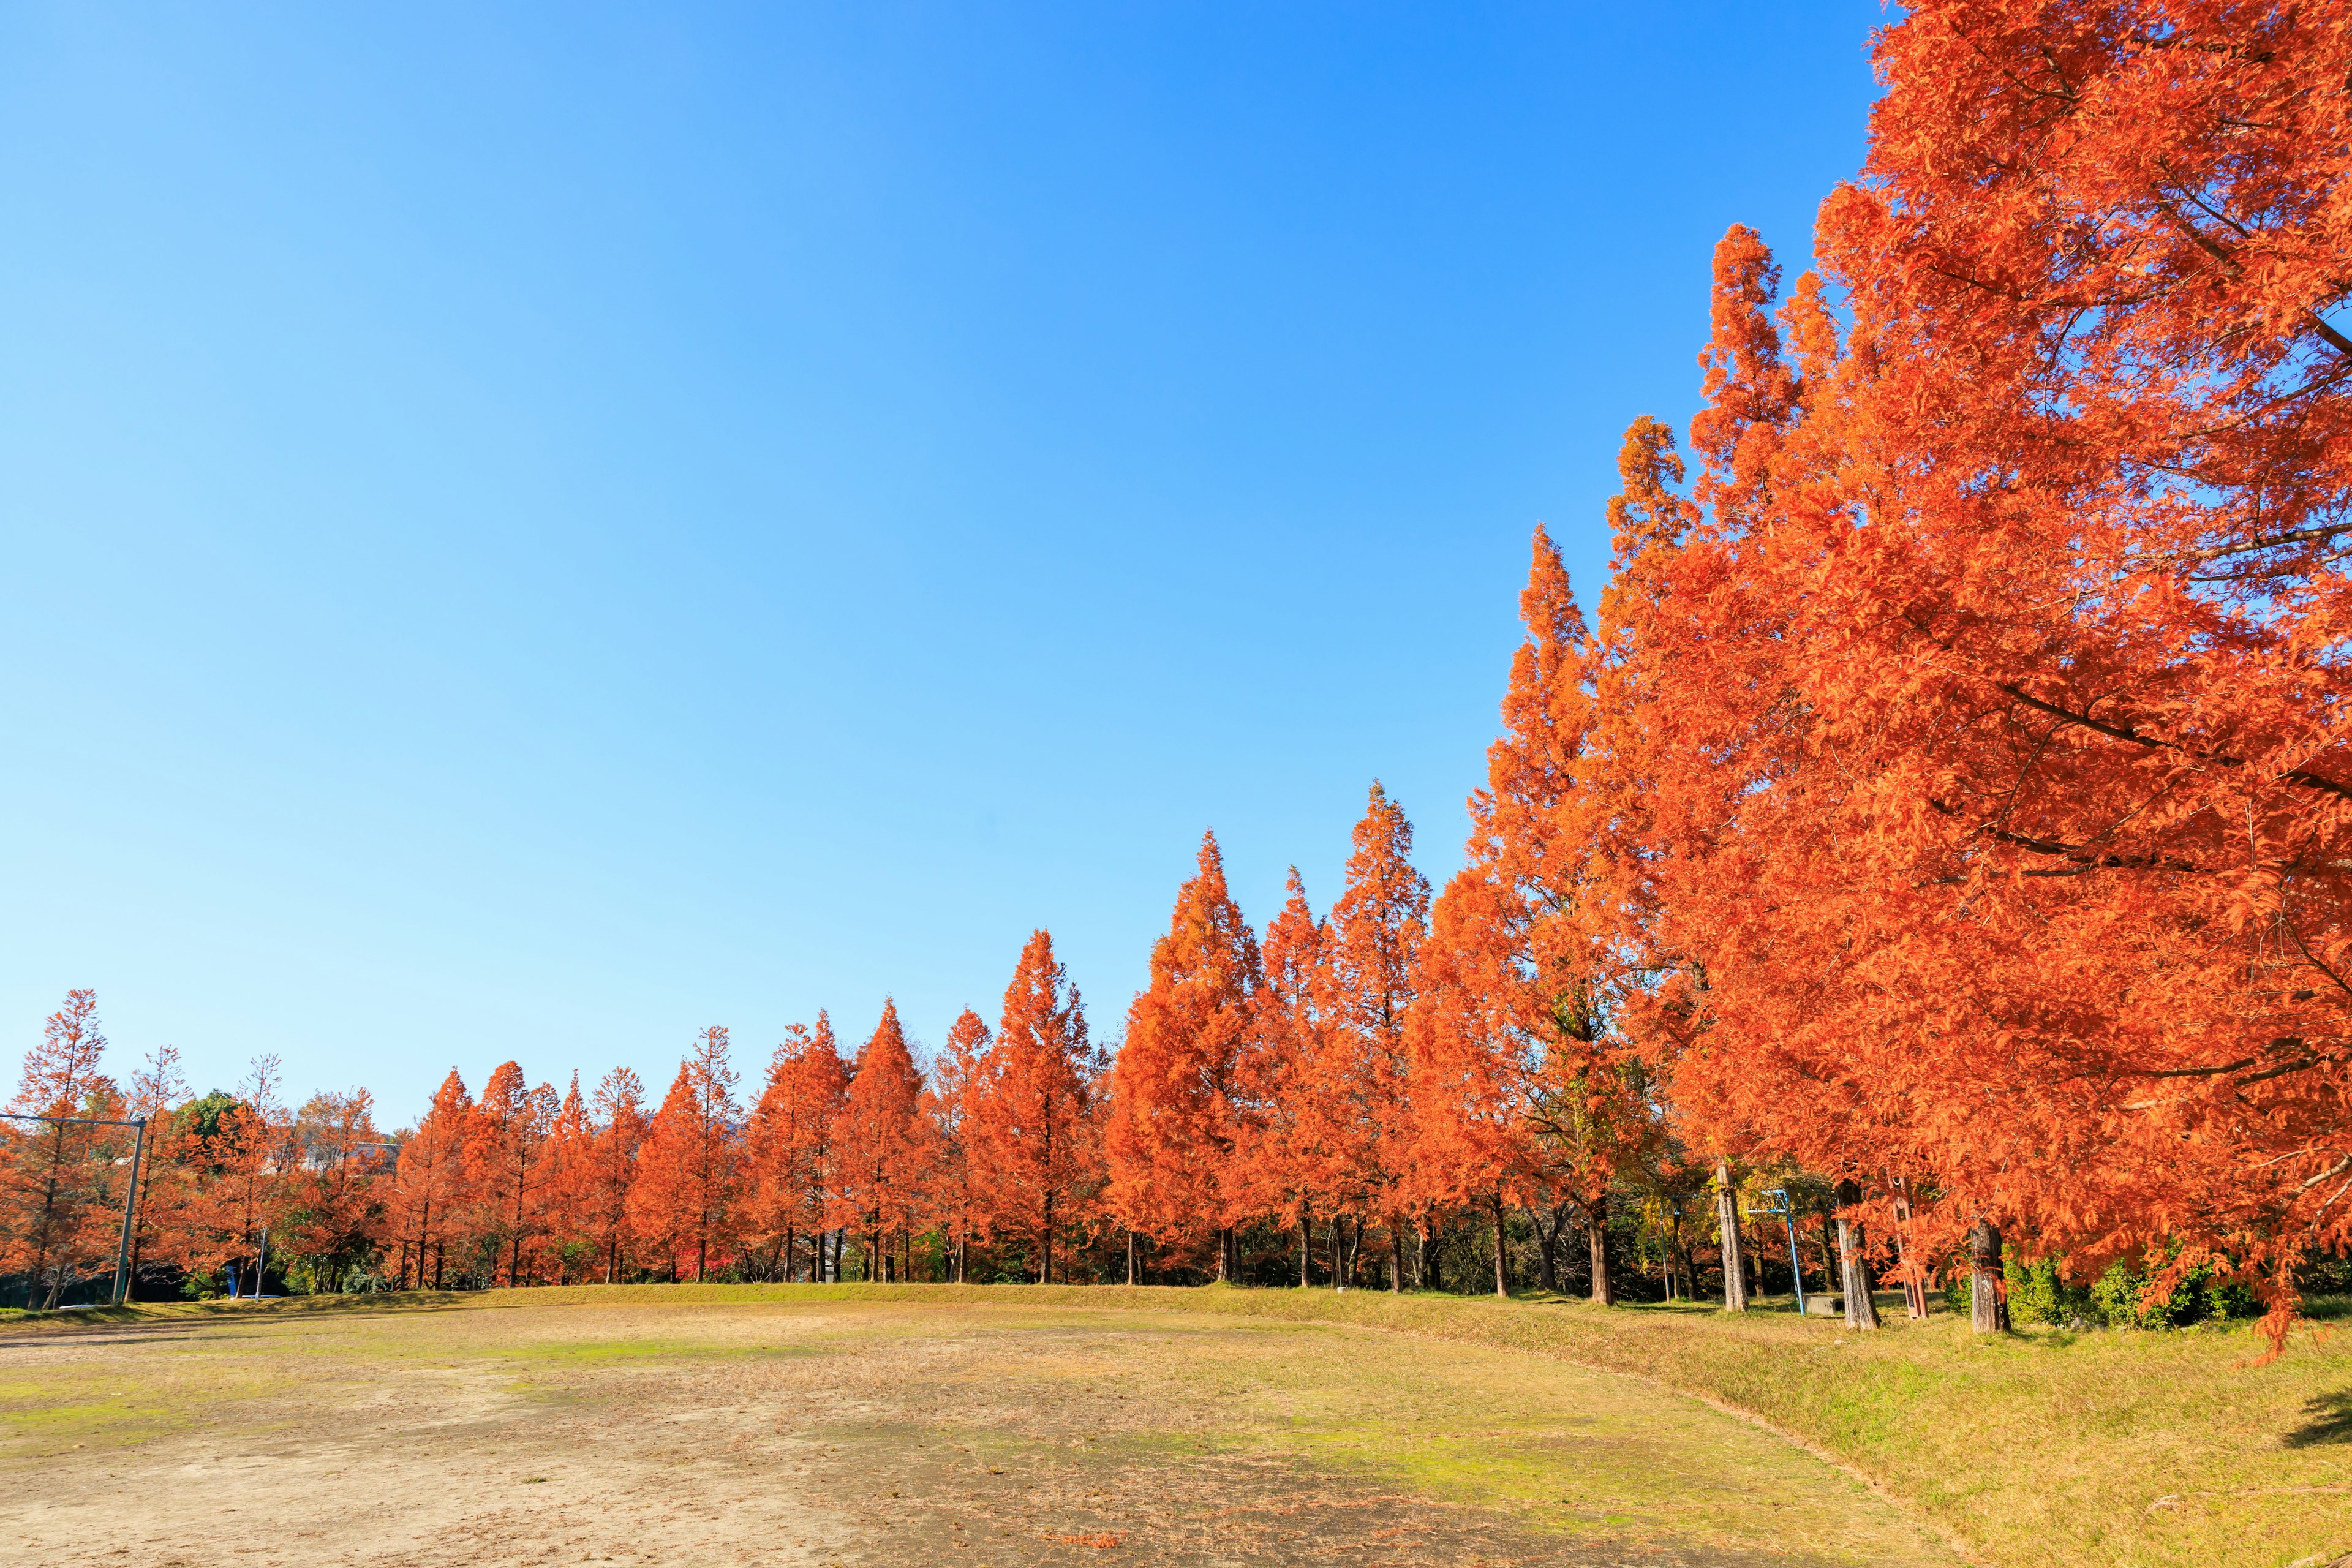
[8,0,2349,1340]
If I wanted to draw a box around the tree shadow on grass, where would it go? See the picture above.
[2283,1390,2352,1449]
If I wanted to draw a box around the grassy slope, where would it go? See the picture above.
[10,1282,2347,1567]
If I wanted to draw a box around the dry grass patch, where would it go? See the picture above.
[0,1291,1951,1567]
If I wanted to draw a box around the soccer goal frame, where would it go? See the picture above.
[1,1110,148,1306]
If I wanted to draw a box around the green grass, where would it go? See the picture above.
[9,1281,2347,1566]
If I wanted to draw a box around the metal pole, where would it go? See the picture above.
[1746,1189,1806,1315]
[1782,1207,1806,1316]
[110,1118,146,1306]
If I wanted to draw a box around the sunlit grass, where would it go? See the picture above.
[5,1281,2345,1564]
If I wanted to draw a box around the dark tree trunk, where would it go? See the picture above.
[1490,1196,1509,1298]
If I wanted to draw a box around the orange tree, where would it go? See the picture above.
[1106,835,1261,1280]
[0,990,127,1307]
[1309,785,1430,1291]
[976,930,1105,1283]
[586,1066,648,1282]
[831,1002,930,1281]
[1586,0,2352,1343]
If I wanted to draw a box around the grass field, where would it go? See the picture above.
[1,1285,2344,1567]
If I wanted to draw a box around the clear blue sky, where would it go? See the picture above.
[1,2,1882,1117]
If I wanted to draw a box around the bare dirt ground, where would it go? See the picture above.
[0,1291,1958,1567]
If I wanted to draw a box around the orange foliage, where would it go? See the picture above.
[1558,0,2352,1343]
[586,1067,648,1282]
[974,930,1104,1283]
[1240,868,1329,1271]
[1313,785,1430,1289]
[535,1074,597,1283]
[390,1070,474,1289]
[0,992,126,1306]
[469,1062,559,1286]
[1107,837,1259,1278]
[628,1028,741,1282]
[742,1021,849,1281]
[833,1001,930,1281]
[17,5,2343,1333]
[927,1008,992,1282]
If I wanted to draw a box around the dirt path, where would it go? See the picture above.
[0,1297,1958,1566]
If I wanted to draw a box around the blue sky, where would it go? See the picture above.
[0,2,1883,1116]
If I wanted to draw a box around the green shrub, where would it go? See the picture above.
[1947,1250,2256,1329]
[2088,1253,2258,1328]
[2005,1253,2096,1326]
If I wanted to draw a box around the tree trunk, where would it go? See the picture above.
[1490,1196,1509,1298]
[1298,1219,1309,1287]
[1968,1218,2010,1333]
[1389,1216,1404,1292]
[1714,1161,1748,1312]
[1833,1181,1880,1330]
[1534,1209,1558,1293]
[1840,1215,1880,1329]
[1891,1180,1930,1319]
[1587,1194,1615,1306]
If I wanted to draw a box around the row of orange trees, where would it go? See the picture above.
[1538,0,2352,1346]
[0,992,389,1307]
[6,1,2346,1333]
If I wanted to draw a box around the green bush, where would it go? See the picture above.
[1947,1249,2258,1329]
[2005,1253,2095,1326]
[2089,1253,2256,1327]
